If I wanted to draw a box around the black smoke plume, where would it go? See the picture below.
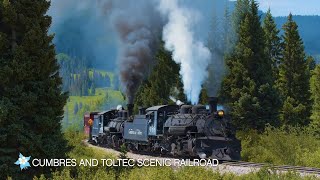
[49,0,161,103]
[110,1,162,103]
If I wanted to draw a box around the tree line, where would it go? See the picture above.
[57,53,112,96]
[220,0,319,131]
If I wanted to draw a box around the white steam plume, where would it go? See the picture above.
[158,0,211,104]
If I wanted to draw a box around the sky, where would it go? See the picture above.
[243,0,320,16]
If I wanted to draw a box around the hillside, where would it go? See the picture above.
[57,53,125,130]
[63,88,125,130]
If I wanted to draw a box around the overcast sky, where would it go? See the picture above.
[247,0,320,16]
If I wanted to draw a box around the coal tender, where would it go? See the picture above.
[122,97,241,160]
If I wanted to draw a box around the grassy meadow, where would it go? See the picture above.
[62,87,125,130]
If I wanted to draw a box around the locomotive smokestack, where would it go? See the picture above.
[127,104,134,117]
[208,97,218,113]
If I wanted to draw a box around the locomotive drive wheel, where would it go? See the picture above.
[126,143,135,152]
[209,146,241,160]
[111,135,119,148]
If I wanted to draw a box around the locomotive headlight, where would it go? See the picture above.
[217,110,224,117]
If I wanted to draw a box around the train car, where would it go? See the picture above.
[84,112,99,136]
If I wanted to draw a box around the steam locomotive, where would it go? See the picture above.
[84,97,241,160]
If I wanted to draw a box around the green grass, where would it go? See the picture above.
[33,130,117,180]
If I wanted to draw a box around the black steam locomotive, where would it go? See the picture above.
[85,97,241,160]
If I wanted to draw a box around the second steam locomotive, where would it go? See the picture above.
[84,97,241,160]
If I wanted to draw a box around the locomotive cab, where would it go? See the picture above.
[145,105,180,136]
[123,105,179,142]
[146,111,156,135]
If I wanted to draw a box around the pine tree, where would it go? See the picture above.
[134,43,185,110]
[0,1,68,178]
[263,9,282,81]
[105,74,111,87]
[74,102,79,115]
[221,0,279,131]
[198,88,209,105]
[306,55,316,71]
[310,65,320,130]
[91,82,96,96]
[222,3,233,54]
[205,3,227,97]
[64,106,69,128]
[205,2,235,100]
[229,0,250,48]
[277,14,311,126]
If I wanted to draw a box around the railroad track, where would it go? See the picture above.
[220,160,320,177]
[87,141,320,177]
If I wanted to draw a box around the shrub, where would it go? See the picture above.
[238,125,320,168]
[120,167,175,180]
[33,128,116,179]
